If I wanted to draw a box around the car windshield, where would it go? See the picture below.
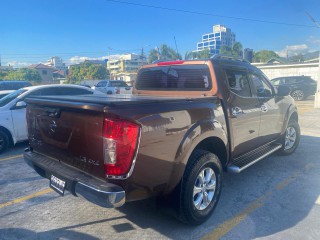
[0,89,26,107]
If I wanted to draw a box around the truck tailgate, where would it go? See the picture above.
[27,104,106,179]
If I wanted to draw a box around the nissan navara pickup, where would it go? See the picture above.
[24,55,300,225]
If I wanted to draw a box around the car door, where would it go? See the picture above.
[249,72,283,143]
[223,67,261,158]
[95,81,108,93]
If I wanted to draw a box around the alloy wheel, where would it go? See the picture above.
[285,126,296,150]
[193,167,216,210]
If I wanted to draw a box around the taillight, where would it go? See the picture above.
[103,118,140,177]
[116,88,120,94]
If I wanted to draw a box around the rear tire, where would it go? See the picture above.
[179,150,222,225]
[278,120,300,156]
[291,90,304,101]
[0,130,9,154]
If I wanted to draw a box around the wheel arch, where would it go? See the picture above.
[281,105,299,136]
[0,126,14,147]
[165,121,228,194]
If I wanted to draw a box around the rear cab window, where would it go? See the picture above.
[134,61,217,96]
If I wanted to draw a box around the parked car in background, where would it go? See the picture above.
[92,80,132,94]
[270,76,317,101]
[0,90,14,99]
[0,80,32,90]
[0,84,103,153]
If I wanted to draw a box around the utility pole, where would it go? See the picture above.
[174,36,180,59]
[305,12,320,108]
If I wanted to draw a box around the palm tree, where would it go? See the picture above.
[148,44,182,63]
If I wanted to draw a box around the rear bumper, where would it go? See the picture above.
[24,149,125,208]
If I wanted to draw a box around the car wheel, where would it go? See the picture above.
[278,120,300,156]
[291,90,304,101]
[0,130,9,154]
[179,149,222,225]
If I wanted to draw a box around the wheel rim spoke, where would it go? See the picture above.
[194,193,203,209]
[193,186,202,197]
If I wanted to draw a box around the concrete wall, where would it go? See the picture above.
[252,62,319,81]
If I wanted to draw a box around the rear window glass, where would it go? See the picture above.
[109,81,128,87]
[136,65,212,91]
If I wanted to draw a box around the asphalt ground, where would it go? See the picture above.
[0,99,319,240]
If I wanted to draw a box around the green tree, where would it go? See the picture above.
[220,42,243,57]
[148,44,182,63]
[4,68,41,83]
[67,61,109,83]
[253,50,279,63]
[290,54,304,63]
[185,48,211,60]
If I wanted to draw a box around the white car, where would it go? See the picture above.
[0,84,103,153]
[92,80,132,94]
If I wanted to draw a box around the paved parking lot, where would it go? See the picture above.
[1,100,320,240]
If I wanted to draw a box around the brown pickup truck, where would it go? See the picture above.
[24,55,300,225]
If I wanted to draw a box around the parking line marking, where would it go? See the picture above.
[203,163,313,240]
[203,196,266,240]
[0,188,53,209]
[0,154,23,162]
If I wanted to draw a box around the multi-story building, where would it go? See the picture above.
[45,57,67,71]
[28,63,54,83]
[197,24,236,55]
[107,53,146,84]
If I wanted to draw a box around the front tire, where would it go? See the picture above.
[179,150,222,225]
[0,130,9,154]
[278,120,300,155]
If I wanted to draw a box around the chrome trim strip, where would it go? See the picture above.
[75,182,125,208]
[228,144,282,173]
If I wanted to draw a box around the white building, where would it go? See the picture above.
[45,57,67,71]
[107,53,146,84]
[197,24,236,55]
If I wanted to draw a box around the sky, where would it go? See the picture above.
[1,0,320,67]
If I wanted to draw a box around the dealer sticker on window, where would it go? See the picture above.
[50,175,66,196]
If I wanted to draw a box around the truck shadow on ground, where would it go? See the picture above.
[0,135,319,240]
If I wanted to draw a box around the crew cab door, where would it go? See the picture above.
[249,72,283,143]
[223,67,261,158]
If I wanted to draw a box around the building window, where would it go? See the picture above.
[204,42,208,46]
[198,43,203,48]
[209,34,214,38]
[42,70,47,75]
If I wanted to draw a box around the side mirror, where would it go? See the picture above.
[14,101,27,109]
[277,85,291,97]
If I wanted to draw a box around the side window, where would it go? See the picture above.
[271,78,283,86]
[59,87,93,95]
[96,81,107,87]
[284,78,295,84]
[225,69,252,97]
[250,74,273,98]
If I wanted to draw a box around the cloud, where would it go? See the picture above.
[4,61,31,68]
[276,44,310,57]
[307,36,320,46]
[68,54,124,64]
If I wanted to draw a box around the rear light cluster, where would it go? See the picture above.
[115,88,120,94]
[103,118,140,177]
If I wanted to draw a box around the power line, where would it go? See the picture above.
[105,0,317,28]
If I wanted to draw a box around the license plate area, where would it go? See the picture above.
[50,174,66,196]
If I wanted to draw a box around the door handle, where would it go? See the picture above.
[261,104,268,113]
[231,107,243,117]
